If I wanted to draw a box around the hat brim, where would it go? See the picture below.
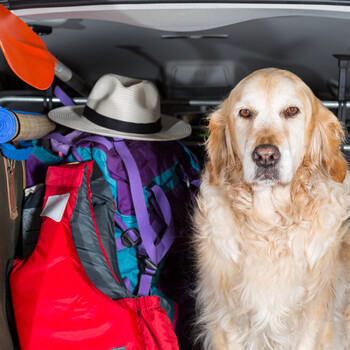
[48,105,192,141]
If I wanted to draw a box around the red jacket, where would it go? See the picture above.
[10,161,179,350]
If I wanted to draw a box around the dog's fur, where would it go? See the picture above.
[194,68,350,349]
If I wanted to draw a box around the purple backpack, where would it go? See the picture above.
[24,129,200,329]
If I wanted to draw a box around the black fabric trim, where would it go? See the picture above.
[70,164,131,300]
[11,111,20,140]
[83,106,162,134]
[5,259,20,350]
[90,163,125,288]
[7,1,350,11]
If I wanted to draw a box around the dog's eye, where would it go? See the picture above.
[239,109,251,118]
[285,107,299,117]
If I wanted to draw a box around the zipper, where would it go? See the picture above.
[3,157,18,220]
[21,160,27,190]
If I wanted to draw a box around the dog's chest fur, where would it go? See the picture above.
[195,173,350,349]
[224,197,311,346]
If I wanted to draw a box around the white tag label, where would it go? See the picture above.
[40,193,70,222]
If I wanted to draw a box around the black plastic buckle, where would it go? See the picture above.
[121,228,142,248]
[140,256,158,275]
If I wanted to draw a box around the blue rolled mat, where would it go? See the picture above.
[0,108,18,143]
[0,107,55,143]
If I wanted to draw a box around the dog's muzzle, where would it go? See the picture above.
[252,144,280,181]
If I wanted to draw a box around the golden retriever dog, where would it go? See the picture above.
[194,68,350,349]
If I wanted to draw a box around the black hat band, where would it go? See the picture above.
[83,106,162,134]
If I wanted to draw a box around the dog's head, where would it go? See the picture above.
[206,68,347,188]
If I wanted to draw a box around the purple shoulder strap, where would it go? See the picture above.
[54,85,75,107]
[113,139,175,296]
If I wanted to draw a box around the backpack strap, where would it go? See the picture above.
[46,132,113,161]
[147,184,176,257]
[115,214,141,251]
[113,139,158,264]
[177,163,201,190]
[0,142,34,161]
[175,140,201,191]
[115,185,175,256]
[54,85,75,107]
[73,134,114,151]
[44,132,74,157]
[113,139,176,296]
[48,88,82,157]
[138,184,176,296]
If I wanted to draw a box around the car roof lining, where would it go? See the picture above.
[14,2,350,32]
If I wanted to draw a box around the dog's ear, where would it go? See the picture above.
[306,98,347,183]
[206,100,238,185]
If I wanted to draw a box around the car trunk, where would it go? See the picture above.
[1,2,350,349]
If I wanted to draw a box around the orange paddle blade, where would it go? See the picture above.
[0,5,57,90]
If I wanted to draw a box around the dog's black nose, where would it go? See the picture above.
[252,144,280,167]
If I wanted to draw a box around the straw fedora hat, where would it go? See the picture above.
[48,74,192,141]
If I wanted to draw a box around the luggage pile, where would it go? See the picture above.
[1,74,200,349]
